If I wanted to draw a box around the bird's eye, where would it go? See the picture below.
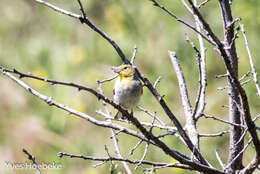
[124,67,128,70]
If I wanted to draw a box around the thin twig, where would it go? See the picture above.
[97,75,118,84]
[22,148,41,174]
[253,114,260,122]
[226,25,240,49]
[234,127,248,147]
[144,163,192,171]
[57,152,192,169]
[240,23,260,98]
[156,131,176,139]
[93,161,106,168]
[129,140,143,156]
[215,150,225,169]
[137,105,165,126]
[240,71,251,81]
[224,138,252,170]
[96,109,176,132]
[216,74,228,79]
[130,45,138,65]
[153,76,162,89]
[150,0,214,46]
[202,114,245,128]
[217,72,252,91]
[217,79,252,91]
[135,114,156,170]
[135,141,150,170]
[198,0,211,8]
[185,35,203,120]
[76,0,86,19]
[184,0,207,122]
[199,130,229,137]
[104,145,113,165]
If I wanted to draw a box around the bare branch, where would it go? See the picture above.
[240,157,260,174]
[145,163,193,171]
[129,140,143,156]
[32,0,208,162]
[57,152,193,170]
[156,131,176,139]
[169,51,199,149]
[76,0,86,19]
[215,150,225,169]
[135,141,150,170]
[184,0,260,160]
[22,148,41,174]
[240,71,252,81]
[153,76,162,89]
[135,114,156,170]
[168,51,193,119]
[34,0,128,63]
[1,66,225,173]
[240,23,260,98]
[216,74,228,78]
[97,75,118,84]
[253,114,260,122]
[198,0,211,8]
[217,72,251,91]
[224,138,252,170]
[0,67,151,143]
[130,45,138,65]
[96,109,176,132]
[150,0,215,46]
[217,79,252,91]
[199,130,229,137]
[227,17,242,29]
[34,0,80,18]
[202,114,245,128]
[185,34,207,120]
[137,105,165,126]
[227,25,240,49]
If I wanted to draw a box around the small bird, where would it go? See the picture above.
[112,64,143,119]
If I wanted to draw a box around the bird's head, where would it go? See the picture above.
[112,64,135,79]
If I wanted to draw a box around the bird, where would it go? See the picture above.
[112,64,143,119]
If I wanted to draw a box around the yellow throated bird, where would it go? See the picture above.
[112,64,143,118]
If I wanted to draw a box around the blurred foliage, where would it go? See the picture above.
[0,0,260,174]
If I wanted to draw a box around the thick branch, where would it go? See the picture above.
[218,0,243,171]
[169,51,199,149]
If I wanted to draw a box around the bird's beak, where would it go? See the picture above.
[111,66,122,73]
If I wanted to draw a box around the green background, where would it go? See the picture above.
[0,0,260,173]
